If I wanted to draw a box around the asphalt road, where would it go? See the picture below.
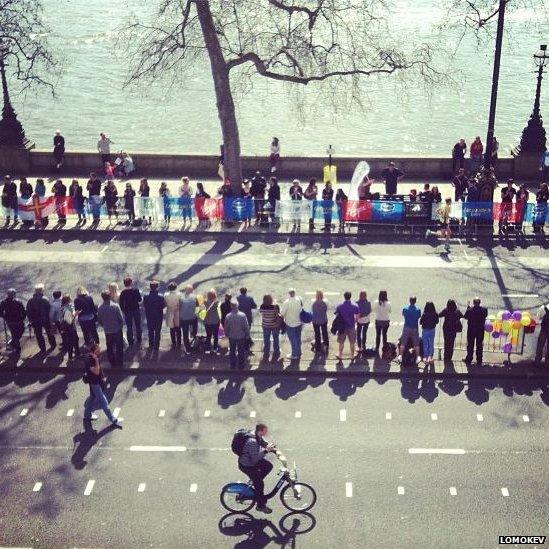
[0,370,547,548]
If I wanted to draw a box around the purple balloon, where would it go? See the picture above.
[512,311,522,321]
[502,311,512,321]
[492,331,500,339]
[484,322,494,333]
[503,342,513,353]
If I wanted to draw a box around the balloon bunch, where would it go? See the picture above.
[484,310,536,354]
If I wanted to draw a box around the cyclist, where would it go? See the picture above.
[237,423,277,514]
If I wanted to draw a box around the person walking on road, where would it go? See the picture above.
[534,303,549,368]
[179,285,198,354]
[311,289,329,353]
[83,342,123,427]
[0,289,26,353]
[373,291,391,354]
[438,299,463,364]
[143,281,166,352]
[237,423,277,513]
[397,296,422,365]
[259,294,281,360]
[420,302,439,365]
[165,282,181,348]
[119,277,142,346]
[26,284,56,353]
[356,290,371,353]
[280,289,303,360]
[237,287,257,347]
[224,299,250,369]
[463,297,488,366]
[74,287,99,346]
[335,292,360,361]
[96,290,124,367]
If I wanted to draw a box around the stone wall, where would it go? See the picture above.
[25,149,516,180]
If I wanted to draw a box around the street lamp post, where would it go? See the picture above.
[516,44,548,156]
[0,38,27,148]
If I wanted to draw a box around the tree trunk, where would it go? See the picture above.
[195,0,243,193]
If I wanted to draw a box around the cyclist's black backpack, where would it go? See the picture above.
[231,428,254,456]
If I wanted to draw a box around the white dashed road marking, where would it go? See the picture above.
[32,482,42,492]
[501,487,510,497]
[204,410,211,418]
[522,415,530,423]
[129,446,187,452]
[397,486,405,495]
[345,482,353,498]
[84,480,95,496]
[250,411,256,418]
[449,487,457,496]
[340,409,347,422]
[295,411,302,419]
[158,410,166,418]
[190,483,198,493]
[385,412,392,420]
[476,414,484,422]
[20,408,28,417]
[138,483,146,493]
[66,409,74,417]
[113,407,121,418]
[431,413,438,421]
[408,448,466,455]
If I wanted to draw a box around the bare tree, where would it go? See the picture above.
[0,0,59,147]
[124,0,444,190]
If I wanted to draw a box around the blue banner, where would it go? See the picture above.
[224,197,255,221]
[312,200,340,221]
[372,201,405,223]
[526,202,549,224]
[463,201,493,221]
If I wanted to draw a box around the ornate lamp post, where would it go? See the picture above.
[516,44,548,157]
[0,38,27,148]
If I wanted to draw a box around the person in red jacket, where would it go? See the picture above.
[469,136,483,175]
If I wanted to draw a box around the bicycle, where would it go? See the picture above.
[220,451,317,513]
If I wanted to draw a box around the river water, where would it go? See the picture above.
[11,0,548,156]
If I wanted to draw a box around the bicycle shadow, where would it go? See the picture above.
[218,511,316,548]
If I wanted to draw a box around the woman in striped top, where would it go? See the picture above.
[260,294,281,359]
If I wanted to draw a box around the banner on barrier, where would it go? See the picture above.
[526,202,549,224]
[311,200,340,221]
[224,197,254,221]
[492,202,528,223]
[343,200,372,222]
[17,196,56,221]
[372,201,405,223]
[275,200,311,221]
[462,201,492,221]
[430,201,462,221]
[194,197,223,220]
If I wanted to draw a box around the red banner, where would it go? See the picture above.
[195,198,224,220]
[493,203,527,223]
[343,200,374,222]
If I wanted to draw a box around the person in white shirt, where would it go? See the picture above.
[97,133,114,164]
[373,290,391,353]
[280,288,302,360]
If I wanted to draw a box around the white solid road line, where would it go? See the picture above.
[408,448,466,455]
[204,410,211,417]
[385,412,392,420]
[522,414,530,423]
[501,487,510,497]
[449,487,458,496]
[83,480,95,496]
[431,413,438,421]
[66,409,74,417]
[32,482,42,492]
[250,411,256,418]
[190,483,198,493]
[100,245,109,253]
[295,411,302,418]
[397,486,405,495]
[19,408,28,417]
[340,409,347,422]
[158,410,166,418]
[476,414,484,422]
[129,446,187,452]
[501,294,539,298]
[113,407,121,419]
[345,482,353,498]
[138,483,146,493]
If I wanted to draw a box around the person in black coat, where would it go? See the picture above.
[2,175,18,225]
[19,177,33,199]
[26,284,56,352]
[0,289,26,352]
[322,181,334,231]
[53,130,65,171]
[463,297,488,366]
[267,176,280,224]
[438,299,463,363]
[143,281,166,351]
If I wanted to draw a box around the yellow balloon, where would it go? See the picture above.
[494,319,502,331]
[501,320,512,333]
[488,314,497,322]
[198,309,207,321]
[520,315,531,327]
[512,320,522,329]
[495,311,503,320]
[511,337,518,346]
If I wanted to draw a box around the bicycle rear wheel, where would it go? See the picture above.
[280,482,317,512]
[220,488,255,513]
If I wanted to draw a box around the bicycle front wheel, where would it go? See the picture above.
[220,488,255,513]
[280,482,317,512]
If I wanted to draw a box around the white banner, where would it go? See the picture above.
[274,200,311,221]
[431,201,462,221]
[135,196,162,219]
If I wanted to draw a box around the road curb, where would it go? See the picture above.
[1,364,548,381]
